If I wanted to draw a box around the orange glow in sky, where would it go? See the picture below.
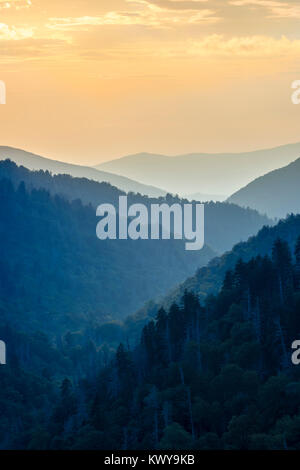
[1,0,300,164]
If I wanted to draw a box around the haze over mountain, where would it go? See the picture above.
[0,160,272,255]
[1,191,300,451]
[0,167,215,328]
[2,213,300,451]
[0,147,166,198]
[184,192,227,203]
[96,143,300,196]
[228,158,300,219]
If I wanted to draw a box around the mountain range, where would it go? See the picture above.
[0,146,166,198]
[183,192,227,203]
[129,213,300,332]
[1,183,299,450]
[74,232,300,450]
[228,158,300,219]
[1,145,300,450]
[0,166,214,328]
[0,159,272,255]
[95,143,300,196]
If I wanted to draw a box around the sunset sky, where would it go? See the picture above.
[0,0,300,164]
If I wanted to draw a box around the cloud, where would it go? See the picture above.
[47,14,157,29]
[0,22,33,40]
[46,0,219,31]
[230,0,300,18]
[0,0,32,10]
[230,0,283,5]
[47,12,219,31]
[56,33,300,62]
[182,34,300,58]
[2,0,300,64]
[131,0,210,11]
[0,38,67,63]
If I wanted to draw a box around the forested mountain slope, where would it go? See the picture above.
[96,143,300,195]
[130,215,300,333]
[228,158,300,219]
[73,237,299,450]
[4,235,300,449]
[0,160,272,254]
[0,147,166,197]
[0,178,214,329]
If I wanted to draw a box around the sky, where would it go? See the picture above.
[0,0,300,164]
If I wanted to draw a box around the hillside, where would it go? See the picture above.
[96,143,300,196]
[129,214,300,332]
[228,158,300,219]
[67,236,300,450]
[0,175,298,450]
[0,160,272,255]
[0,146,166,198]
[184,192,227,202]
[4,232,300,449]
[0,177,215,331]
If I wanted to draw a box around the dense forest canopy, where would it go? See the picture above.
[0,176,214,328]
[133,214,300,330]
[1,236,300,449]
[0,161,299,450]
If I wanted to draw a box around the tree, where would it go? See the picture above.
[159,423,193,450]
[295,236,300,290]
